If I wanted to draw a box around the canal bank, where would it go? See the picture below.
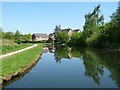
[2,46,120,88]
[2,44,44,83]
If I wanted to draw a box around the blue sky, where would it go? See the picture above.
[2,2,118,34]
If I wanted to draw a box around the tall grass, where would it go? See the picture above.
[2,39,15,45]
[2,44,44,80]
[2,44,32,54]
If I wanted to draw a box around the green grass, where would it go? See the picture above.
[0,60,2,83]
[1,44,32,55]
[1,44,44,80]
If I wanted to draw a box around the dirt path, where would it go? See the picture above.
[0,44,38,59]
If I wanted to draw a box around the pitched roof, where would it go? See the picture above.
[49,33,54,37]
[73,29,80,32]
[61,28,72,33]
[33,33,48,38]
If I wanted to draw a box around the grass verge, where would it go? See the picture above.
[1,43,32,55]
[1,43,44,82]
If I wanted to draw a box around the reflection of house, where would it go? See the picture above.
[42,47,49,53]
[32,33,49,41]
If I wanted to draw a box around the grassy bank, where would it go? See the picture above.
[2,39,15,45]
[1,43,44,82]
[2,44,32,55]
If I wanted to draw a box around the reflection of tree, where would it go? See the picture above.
[96,50,120,88]
[54,47,81,63]
[82,48,104,85]
[71,47,81,58]
[54,52,62,63]
[82,48,120,88]
[53,46,120,88]
[54,47,69,63]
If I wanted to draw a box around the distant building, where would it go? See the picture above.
[49,27,80,42]
[61,28,73,37]
[73,29,80,33]
[49,33,55,41]
[32,33,49,41]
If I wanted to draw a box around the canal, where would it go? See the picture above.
[3,46,120,88]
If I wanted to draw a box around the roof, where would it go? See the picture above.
[49,33,54,37]
[73,29,80,32]
[33,33,48,38]
[49,33,55,40]
[61,28,72,33]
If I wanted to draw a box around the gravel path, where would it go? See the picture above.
[0,44,38,59]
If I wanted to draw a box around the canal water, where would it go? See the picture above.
[3,46,120,88]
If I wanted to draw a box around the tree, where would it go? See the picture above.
[83,4,105,47]
[83,4,104,38]
[4,32,14,40]
[56,32,68,44]
[54,24,61,34]
[69,32,80,45]
[54,25,61,43]
[14,30,21,44]
[21,34,31,42]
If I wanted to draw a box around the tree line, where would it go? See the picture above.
[54,2,120,49]
[0,29,31,44]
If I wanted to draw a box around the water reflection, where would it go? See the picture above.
[3,45,120,88]
[51,46,120,88]
[2,56,40,89]
[53,47,81,63]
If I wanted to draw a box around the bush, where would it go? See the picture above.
[85,32,103,47]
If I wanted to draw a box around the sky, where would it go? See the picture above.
[2,2,118,34]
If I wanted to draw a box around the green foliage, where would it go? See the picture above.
[14,30,22,44]
[85,31,104,47]
[4,32,14,40]
[0,28,14,40]
[56,32,69,44]
[21,34,31,42]
[69,32,80,45]
[68,32,86,46]
[82,2,120,49]
[83,4,103,39]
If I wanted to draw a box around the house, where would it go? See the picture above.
[61,28,73,37]
[49,33,55,41]
[32,33,49,41]
[49,27,80,42]
[73,29,80,33]
[48,33,55,43]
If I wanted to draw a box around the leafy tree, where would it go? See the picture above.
[54,25,61,34]
[4,32,14,40]
[54,25,61,43]
[83,4,104,39]
[83,4,105,47]
[56,32,68,44]
[21,34,31,42]
[69,32,80,45]
[14,30,21,44]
